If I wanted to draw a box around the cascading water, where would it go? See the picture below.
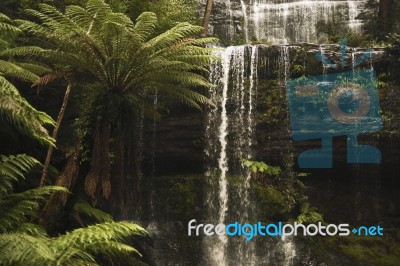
[214,46,231,264]
[252,0,367,44]
[208,0,367,45]
[240,0,250,43]
[204,43,305,265]
[278,46,298,265]
[280,45,290,81]
[134,0,396,265]
[226,0,235,43]
[200,1,385,265]
[205,45,258,265]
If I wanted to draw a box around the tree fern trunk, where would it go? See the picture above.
[40,149,80,234]
[202,0,213,36]
[110,126,141,219]
[40,83,72,187]
[85,117,111,205]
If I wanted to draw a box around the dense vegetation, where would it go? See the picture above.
[1,0,400,265]
[0,0,215,264]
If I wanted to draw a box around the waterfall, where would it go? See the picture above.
[282,238,296,266]
[205,45,258,265]
[347,0,363,32]
[226,0,235,42]
[251,0,367,44]
[201,1,377,265]
[210,0,367,45]
[236,45,258,265]
[281,45,290,81]
[319,44,329,80]
[279,46,298,265]
[214,46,231,265]
[241,0,250,43]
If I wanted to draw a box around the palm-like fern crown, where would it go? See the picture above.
[10,0,217,110]
[0,13,55,146]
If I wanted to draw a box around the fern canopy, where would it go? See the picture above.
[12,0,217,112]
[0,13,55,146]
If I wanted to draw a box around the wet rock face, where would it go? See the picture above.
[141,112,205,175]
[141,44,398,180]
[199,0,367,45]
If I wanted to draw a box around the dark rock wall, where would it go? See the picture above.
[140,44,400,185]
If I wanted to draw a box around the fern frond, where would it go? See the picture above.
[86,0,113,20]
[65,5,93,30]
[0,76,55,146]
[0,13,21,37]
[53,222,148,260]
[0,59,39,82]
[132,12,157,43]
[0,154,39,196]
[0,186,68,232]
[14,62,51,76]
[73,199,113,222]
[15,223,48,237]
[87,240,141,257]
[143,22,203,52]
[0,233,55,265]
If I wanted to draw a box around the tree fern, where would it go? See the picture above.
[0,153,149,265]
[12,0,217,205]
[0,233,56,265]
[15,0,217,110]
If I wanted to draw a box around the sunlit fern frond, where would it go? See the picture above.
[52,221,148,262]
[0,14,55,146]
[73,199,113,223]
[0,233,56,265]
[131,12,157,43]
[0,76,55,146]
